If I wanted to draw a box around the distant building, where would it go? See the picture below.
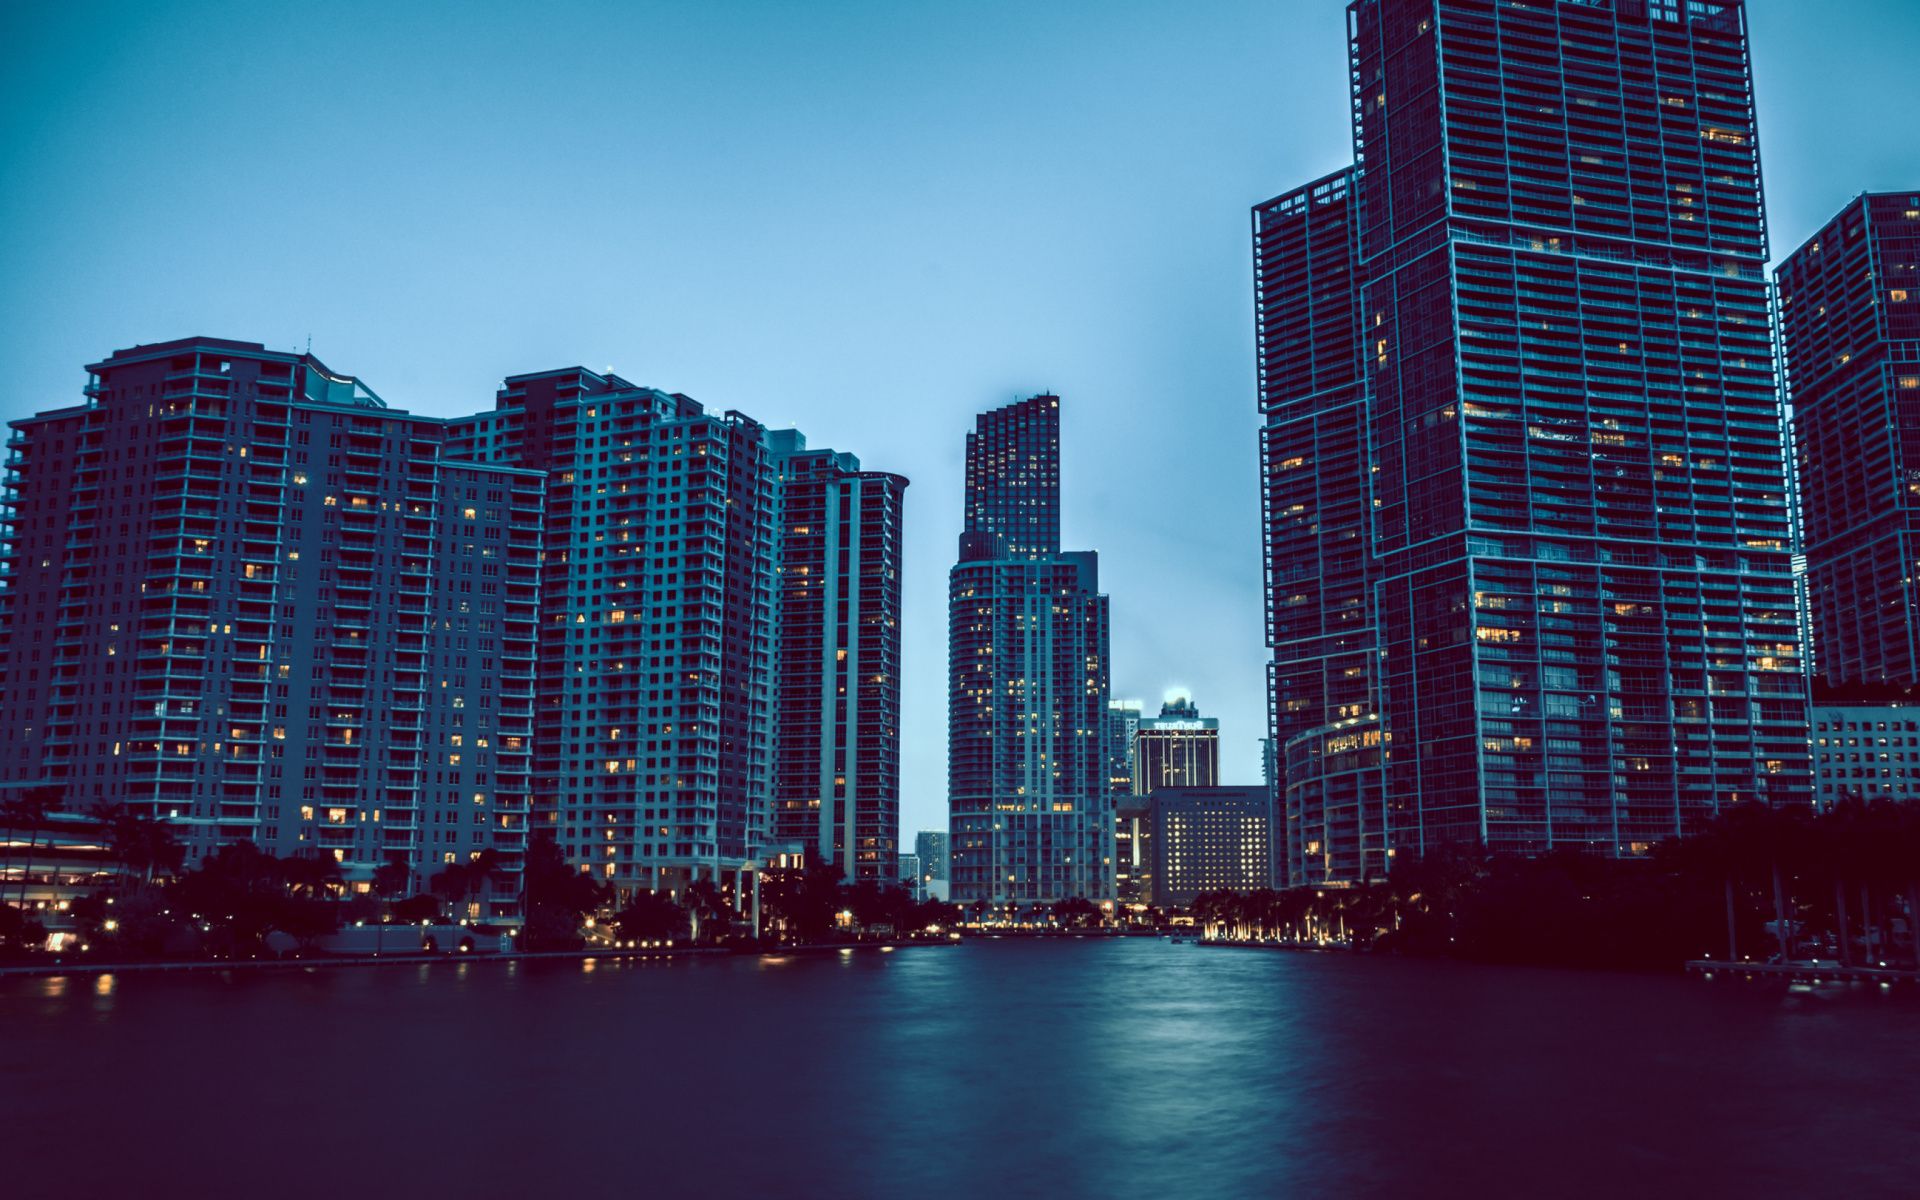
[914,830,951,903]
[948,396,1113,907]
[1150,786,1273,910]
[1778,192,1920,689]
[1114,793,1154,908]
[1108,700,1146,905]
[766,430,909,884]
[1107,701,1143,795]
[914,829,949,880]
[1811,701,1920,805]
[899,852,922,898]
[1132,697,1219,794]
[0,338,541,920]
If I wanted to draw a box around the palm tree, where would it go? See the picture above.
[99,803,187,889]
[685,877,731,943]
[0,786,58,909]
[282,848,344,901]
[432,851,505,922]
[373,853,412,907]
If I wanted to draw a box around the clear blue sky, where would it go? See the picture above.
[4,1,1917,839]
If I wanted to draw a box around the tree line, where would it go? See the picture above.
[1,793,953,961]
[1191,798,1920,972]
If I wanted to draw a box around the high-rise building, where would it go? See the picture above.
[1106,700,1143,796]
[949,396,1113,908]
[1107,699,1149,903]
[1778,192,1920,689]
[1150,785,1274,909]
[1132,696,1219,794]
[1258,0,1808,877]
[914,829,949,881]
[1254,169,1392,889]
[766,430,908,884]
[898,851,922,899]
[0,338,542,919]
[446,368,775,904]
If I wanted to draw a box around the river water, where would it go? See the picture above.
[2,939,1914,1197]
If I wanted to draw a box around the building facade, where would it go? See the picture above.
[914,829,949,880]
[1811,702,1920,806]
[1120,696,1218,904]
[1132,696,1220,795]
[1778,192,1920,689]
[1254,169,1392,889]
[0,338,541,919]
[1257,0,1808,878]
[767,431,908,884]
[949,396,1113,908]
[447,368,776,904]
[1150,785,1273,910]
[1107,700,1147,903]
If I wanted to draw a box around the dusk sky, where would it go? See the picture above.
[5,0,1917,837]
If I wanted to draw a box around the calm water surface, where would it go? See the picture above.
[3,940,1916,1198]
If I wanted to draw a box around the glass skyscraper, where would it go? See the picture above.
[1778,191,1920,690]
[948,396,1113,908]
[1260,0,1807,880]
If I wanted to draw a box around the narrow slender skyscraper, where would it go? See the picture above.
[767,430,909,883]
[949,396,1113,910]
[1255,171,1389,887]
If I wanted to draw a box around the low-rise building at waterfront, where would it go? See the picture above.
[1812,700,1920,805]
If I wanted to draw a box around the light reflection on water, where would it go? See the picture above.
[3,941,1917,1197]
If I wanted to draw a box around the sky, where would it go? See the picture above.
[4,0,1918,840]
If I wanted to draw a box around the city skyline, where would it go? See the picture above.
[4,1,1920,841]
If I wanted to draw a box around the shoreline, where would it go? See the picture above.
[0,937,957,980]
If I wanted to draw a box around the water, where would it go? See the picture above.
[3,940,1915,1198]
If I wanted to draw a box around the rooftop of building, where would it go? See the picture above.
[87,336,385,407]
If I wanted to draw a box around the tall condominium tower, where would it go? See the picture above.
[766,430,908,883]
[1132,696,1221,794]
[0,338,541,918]
[949,396,1113,907]
[1778,192,1920,690]
[1255,170,1391,888]
[1260,0,1808,874]
[447,369,775,903]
